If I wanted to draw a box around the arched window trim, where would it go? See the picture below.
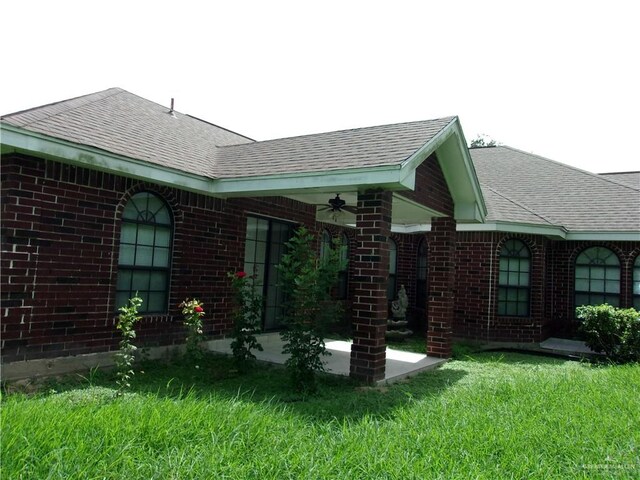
[116,192,173,314]
[574,246,621,309]
[497,238,531,317]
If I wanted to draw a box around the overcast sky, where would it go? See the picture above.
[2,1,638,173]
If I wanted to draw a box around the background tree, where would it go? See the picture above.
[469,134,498,148]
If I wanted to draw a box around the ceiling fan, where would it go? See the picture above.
[317,194,358,215]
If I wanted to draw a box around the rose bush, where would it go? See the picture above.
[179,298,206,361]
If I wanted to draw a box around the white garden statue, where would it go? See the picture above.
[391,285,409,319]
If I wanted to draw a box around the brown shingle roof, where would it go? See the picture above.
[2,88,455,181]
[470,146,640,232]
[1,88,254,178]
[216,117,456,178]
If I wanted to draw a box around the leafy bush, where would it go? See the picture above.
[179,298,206,362]
[576,304,640,363]
[228,270,264,368]
[115,295,142,395]
[277,227,345,392]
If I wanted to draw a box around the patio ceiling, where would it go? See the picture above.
[286,191,444,232]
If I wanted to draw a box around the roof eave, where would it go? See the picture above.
[1,123,217,195]
[458,221,640,241]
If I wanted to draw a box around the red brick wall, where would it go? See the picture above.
[548,240,640,337]
[1,154,318,363]
[453,232,551,343]
[396,152,454,217]
[452,232,640,343]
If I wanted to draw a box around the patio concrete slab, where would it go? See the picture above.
[205,333,446,384]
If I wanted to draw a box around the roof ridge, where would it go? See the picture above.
[1,87,125,126]
[218,116,457,148]
[497,145,640,192]
[486,185,559,227]
[185,114,255,143]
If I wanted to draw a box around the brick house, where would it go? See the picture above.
[2,88,639,382]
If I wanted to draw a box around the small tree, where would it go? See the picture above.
[115,295,142,395]
[277,227,345,392]
[228,270,264,369]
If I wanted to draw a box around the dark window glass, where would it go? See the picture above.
[416,238,428,309]
[243,216,295,330]
[387,239,398,301]
[497,239,530,317]
[337,233,349,300]
[575,247,620,308]
[116,192,172,313]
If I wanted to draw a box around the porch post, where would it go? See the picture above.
[350,189,392,383]
[426,216,456,358]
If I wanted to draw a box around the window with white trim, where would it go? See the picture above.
[497,239,531,316]
[116,192,172,313]
[574,247,620,308]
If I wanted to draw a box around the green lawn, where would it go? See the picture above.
[2,350,639,479]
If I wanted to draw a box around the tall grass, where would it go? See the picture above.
[2,352,639,479]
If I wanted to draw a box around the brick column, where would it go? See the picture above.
[350,190,392,383]
[427,216,456,358]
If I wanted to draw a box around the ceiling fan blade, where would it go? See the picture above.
[342,205,358,214]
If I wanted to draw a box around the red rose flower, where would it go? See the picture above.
[236,271,247,278]
[194,305,204,313]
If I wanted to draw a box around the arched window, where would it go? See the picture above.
[575,247,620,308]
[116,192,172,313]
[416,238,428,310]
[387,239,398,301]
[633,256,640,310]
[337,232,349,299]
[498,239,531,316]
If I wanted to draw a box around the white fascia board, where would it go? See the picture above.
[400,117,458,173]
[445,125,488,218]
[457,222,640,241]
[565,231,640,241]
[1,124,216,195]
[457,222,567,239]
[454,202,485,223]
[212,165,408,196]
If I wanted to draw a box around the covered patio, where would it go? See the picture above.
[224,117,486,384]
[206,333,447,385]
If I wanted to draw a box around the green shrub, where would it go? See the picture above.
[115,295,142,395]
[576,304,640,363]
[179,298,206,362]
[277,227,345,392]
[228,270,264,369]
